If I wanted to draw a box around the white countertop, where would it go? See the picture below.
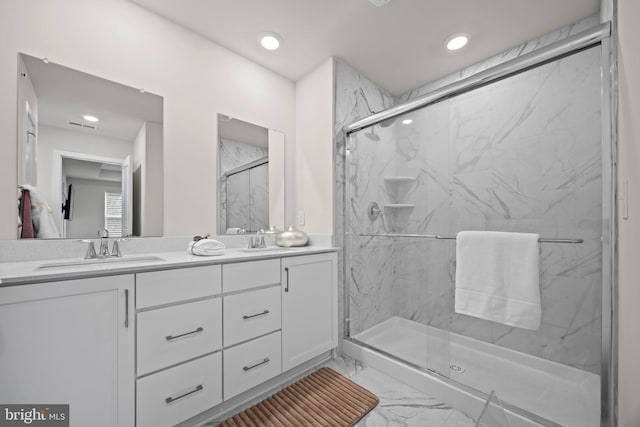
[0,246,339,287]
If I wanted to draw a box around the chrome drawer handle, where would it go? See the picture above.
[284,267,289,292]
[165,327,204,341]
[242,309,270,320]
[165,384,203,404]
[124,289,129,328]
[243,357,270,372]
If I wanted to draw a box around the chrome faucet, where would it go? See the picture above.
[75,230,124,259]
[98,229,110,258]
[247,230,266,249]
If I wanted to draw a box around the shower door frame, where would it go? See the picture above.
[341,21,618,427]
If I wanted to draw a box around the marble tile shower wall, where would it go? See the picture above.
[218,138,269,233]
[345,45,603,373]
[334,59,396,339]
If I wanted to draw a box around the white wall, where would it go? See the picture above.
[616,0,640,424]
[66,178,121,238]
[17,55,38,187]
[132,123,146,235]
[0,0,295,239]
[144,122,163,236]
[37,125,133,209]
[294,58,335,235]
[133,123,146,172]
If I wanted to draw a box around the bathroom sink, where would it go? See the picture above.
[237,247,292,253]
[36,255,165,270]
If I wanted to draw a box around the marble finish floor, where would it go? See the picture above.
[323,356,476,427]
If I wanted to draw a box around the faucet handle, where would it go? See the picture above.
[75,239,97,259]
[111,238,129,257]
[111,240,122,257]
[98,229,109,238]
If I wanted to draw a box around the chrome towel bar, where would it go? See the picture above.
[357,233,584,244]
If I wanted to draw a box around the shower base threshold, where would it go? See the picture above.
[350,316,599,427]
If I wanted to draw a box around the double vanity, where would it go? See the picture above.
[0,244,338,427]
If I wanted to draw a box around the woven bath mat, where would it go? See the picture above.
[218,367,379,427]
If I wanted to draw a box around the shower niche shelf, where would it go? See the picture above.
[383,204,415,232]
[384,176,416,203]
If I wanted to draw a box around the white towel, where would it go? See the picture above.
[454,231,541,330]
[187,238,225,256]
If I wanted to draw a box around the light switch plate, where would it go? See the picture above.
[298,210,305,226]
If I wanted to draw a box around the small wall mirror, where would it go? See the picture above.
[17,53,163,239]
[217,114,285,234]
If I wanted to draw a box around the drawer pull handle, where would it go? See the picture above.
[165,327,204,341]
[124,289,129,328]
[242,309,270,320]
[165,384,203,404]
[284,267,289,293]
[243,357,270,372]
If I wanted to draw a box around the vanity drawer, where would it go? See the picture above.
[137,352,222,427]
[223,331,282,399]
[137,297,222,376]
[136,265,222,309]
[224,285,281,347]
[222,259,280,293]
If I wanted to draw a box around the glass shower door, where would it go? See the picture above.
[345,119,452,378]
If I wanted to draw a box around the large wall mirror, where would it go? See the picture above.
[217,114,285,234]
[17,53,163,239]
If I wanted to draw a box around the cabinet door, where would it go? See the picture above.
[281,253,337,371]
[0,275,134,427]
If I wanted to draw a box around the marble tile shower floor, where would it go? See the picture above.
[353,316,600,427]
[324,356,476,427]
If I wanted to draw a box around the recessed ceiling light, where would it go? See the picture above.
[445,33,470,51]
[401,119,413,125]
[368,0,394,6]
[82,115,99,123]
[258,32,282,51]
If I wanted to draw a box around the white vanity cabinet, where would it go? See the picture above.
[281,252,338,371]
[0,275,135,427]
[135,265,222,427]
[222,259,282,399]
[0,249,337,427]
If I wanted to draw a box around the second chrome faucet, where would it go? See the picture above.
[248,230,266,249]
[79,229,124,259]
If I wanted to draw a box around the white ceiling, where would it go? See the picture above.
[62,158,122,183]
[218,115,268,148]
[22,53,163,141]
[130,0,600,95]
